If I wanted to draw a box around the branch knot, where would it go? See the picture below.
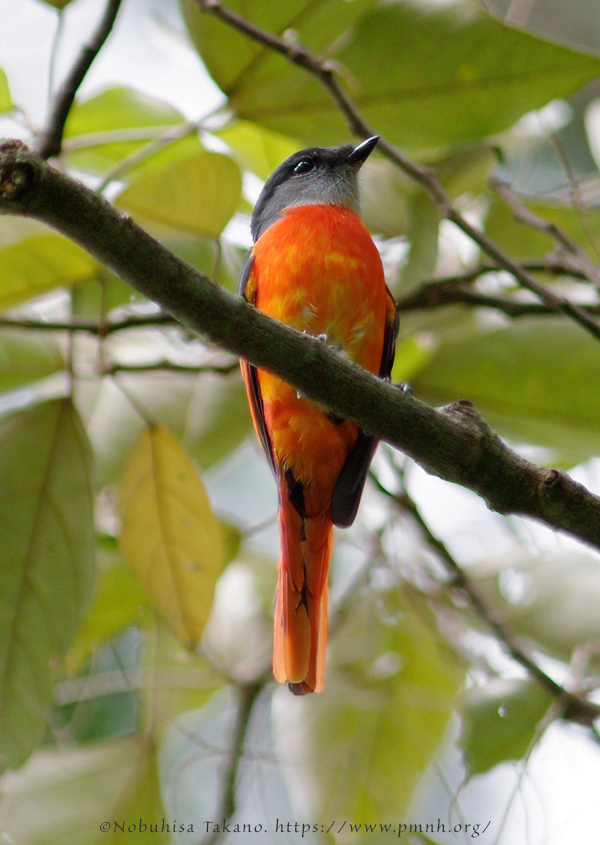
[0,141,36,203]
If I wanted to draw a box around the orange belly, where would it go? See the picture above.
[251,204,387,516]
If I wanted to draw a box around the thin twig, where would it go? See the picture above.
[547,128,600,267]
[101,360,239,376]
[203,683,262,845]
[399,283,600,318]
[37,0,123,160]
[420,259,592,288]
[0,313,176,335]
[372,473,600,728]
[62,126,189,151]
[491,177,600,288]
[95,121,201,194]
[399,257,600,315]
[195,0,600,342]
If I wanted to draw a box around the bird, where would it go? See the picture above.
[239,136,398,694]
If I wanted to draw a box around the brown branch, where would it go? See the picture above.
[0,313,175,335]
[399,282,600,318]
[2,141,600,554]
[420,259,593,288]
[203,683,263,845]
[36,0,123,160]
[101,360,239,376]
[195,0,600,343]
[399,257,600,314]
[491,177,600,288]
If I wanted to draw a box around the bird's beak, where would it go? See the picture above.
[345,135,379,167]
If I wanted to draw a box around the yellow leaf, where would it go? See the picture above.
[118,425,223,648]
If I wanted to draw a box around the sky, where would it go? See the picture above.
[0,0,223,131]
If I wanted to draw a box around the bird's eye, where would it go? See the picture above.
[294,159,315,175]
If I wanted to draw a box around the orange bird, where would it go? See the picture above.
[239,137,397,694]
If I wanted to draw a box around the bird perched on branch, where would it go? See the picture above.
[239,136,397,694]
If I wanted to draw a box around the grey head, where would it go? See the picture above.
[250,135,379,242]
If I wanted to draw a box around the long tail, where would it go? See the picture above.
[273,484,333,695]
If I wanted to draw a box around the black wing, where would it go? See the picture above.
[330,290,398,528]
[239,252,278,476]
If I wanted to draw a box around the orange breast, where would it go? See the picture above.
[251,204,387,514]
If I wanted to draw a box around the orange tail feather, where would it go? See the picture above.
[273,489,333,694]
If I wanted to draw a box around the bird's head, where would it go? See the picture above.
[251,135,379,241]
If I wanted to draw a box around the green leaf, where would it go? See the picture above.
[333,3,600,149]
[0,331,64,391]
[217,120,300,181]
[484,192,555,258]
[38,0,75,8]
[86,371,252,487]
[472,550,600,669]
[274,588,465,820]
[0,736,169,844]
[360,158,413,238]
[118,425,224,649]
[411,317,600,466]
[184,1,600,150]
[398,192,440,291]
[139,624,225,744]
[219,519,243,568]
[458,679,553,775]
[181,373,253,467]
[0,399,94,771]
[435,142,500,199]
[70,269,138,321]
[0,234,97,312]
[0,68,13,113]
[182,0,377,96]
[484,192,600,259]
[115,151,242,237]
[167,234,245,293]
[527,199,600,249]
[390,335,436,383]
[65,537,149,675]
[64,87,185,175]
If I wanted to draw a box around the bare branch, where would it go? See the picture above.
[101,360,239,376]
[204,683,263,845]
[2,141,600,557]
[419,259,593,288]
[399,282,600,318]
[0,313,175,335]
[36,0,123,160]
[491,177,600,288]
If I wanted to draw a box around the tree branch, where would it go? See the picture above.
[0,141,600,549]
[204,683,262,844]
[194,0,600,343]
[36,0,123,160]
[373,475,600,726]
[102,360,239,376]
[0,313,176,335]
[420,259,593,288]
[491,177,600,289]
[2,140,600,554]
[399,281,600,318]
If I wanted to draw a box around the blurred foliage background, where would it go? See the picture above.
[0,0,600,842]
